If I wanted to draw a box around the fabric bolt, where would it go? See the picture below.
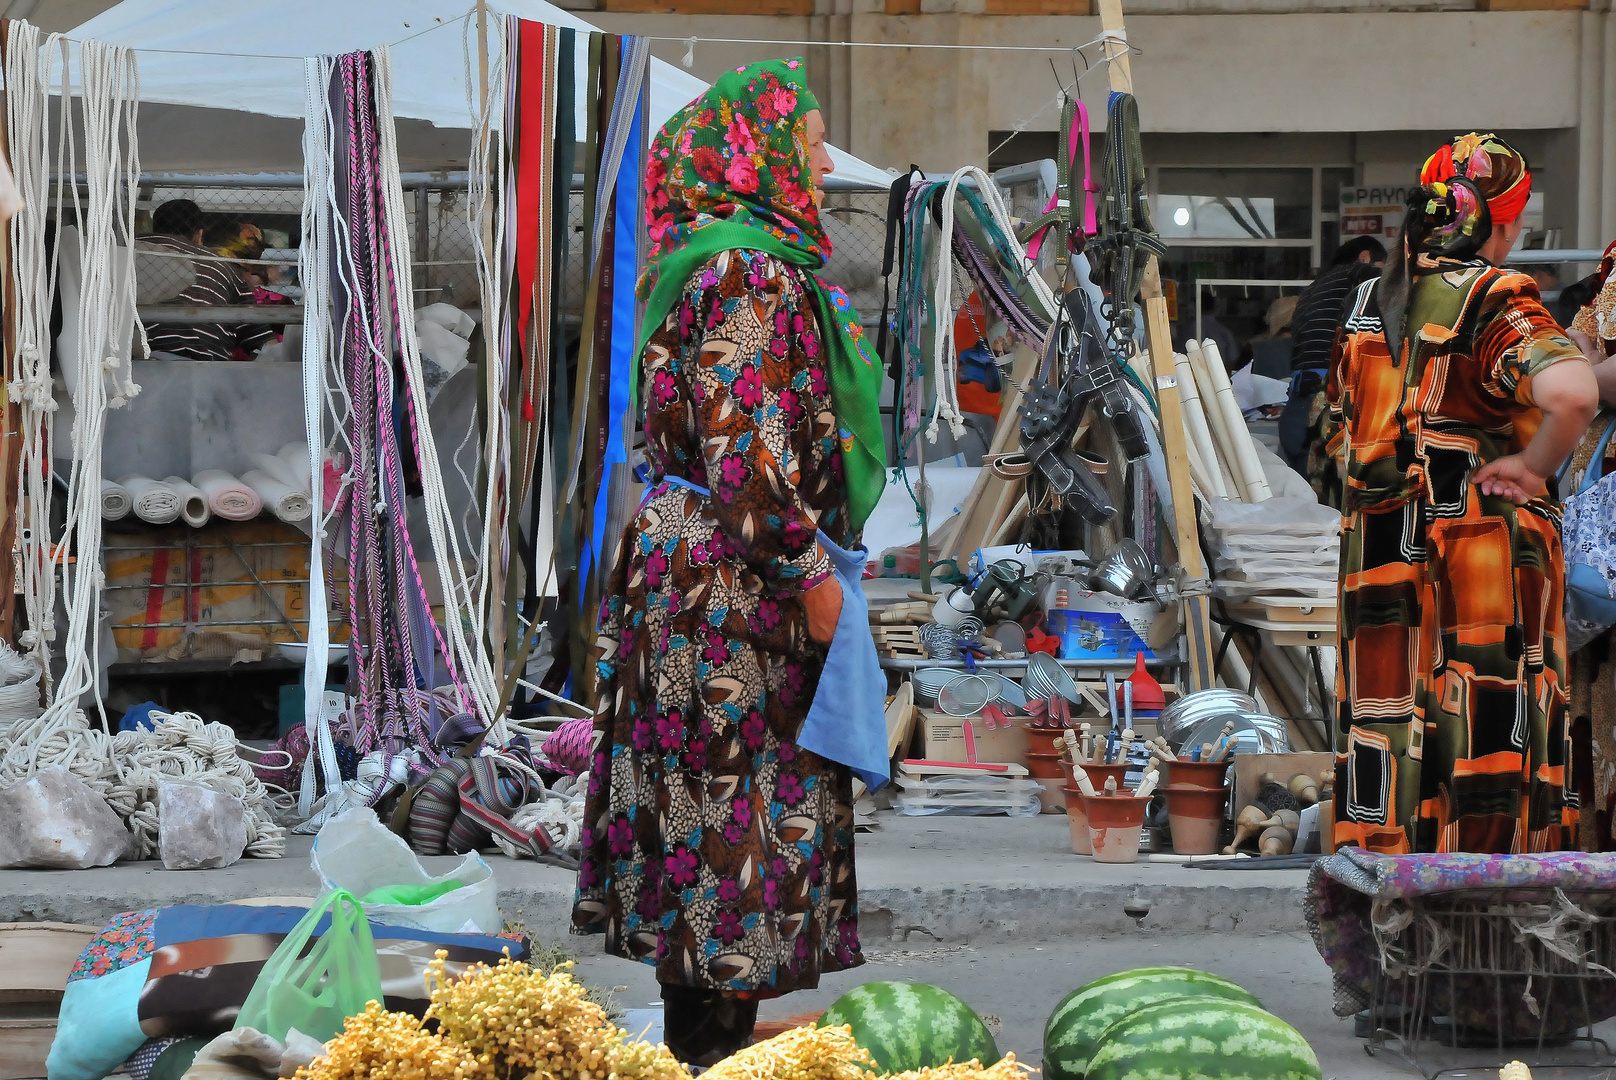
[161,475,210,527]
[119,475,182,525]
[635,59,885,533]
[192,470,261,521]
[572,248,863,994]
[101,477,132,520]
[241,468,312,523]
[1327,262,1582,854]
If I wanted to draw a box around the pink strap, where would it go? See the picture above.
[1025,100,1096,259]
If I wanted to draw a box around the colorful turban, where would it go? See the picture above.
[1416,132,1533,248]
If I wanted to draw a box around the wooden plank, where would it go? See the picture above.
[1096,0,1214,693]
[0,1014,55,1080]
[947,346,1039,562]
[0,923,98,1004]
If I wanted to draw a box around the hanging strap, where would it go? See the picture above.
[1021,98,1095,259]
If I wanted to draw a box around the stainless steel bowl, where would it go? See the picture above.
[1177,711,1289,756]
[1089,539,1156,601]
[912,667,957,707]
[1159,688,1259,746]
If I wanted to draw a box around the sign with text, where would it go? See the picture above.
[1338,185,1407,245]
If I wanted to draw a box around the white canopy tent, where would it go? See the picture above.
[67,0,897,189]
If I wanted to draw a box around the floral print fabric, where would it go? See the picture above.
[69,909,157,982]
[573,249,862,994]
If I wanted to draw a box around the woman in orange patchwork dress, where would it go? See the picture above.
[1329,133,1599,854]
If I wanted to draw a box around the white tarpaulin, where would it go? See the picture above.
[67,0,896,188]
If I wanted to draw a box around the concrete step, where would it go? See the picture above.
[0,815,1311,942]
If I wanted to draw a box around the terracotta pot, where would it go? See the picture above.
[1162,783,1229,855]
[1061,761,1130,793]
[1062,787,1091,854]
[1025,727,1066,757]
[1033,776,1066,814]
[1025,751,1067,780]
[1084,793,1150,863]
[1162,758,1228,791]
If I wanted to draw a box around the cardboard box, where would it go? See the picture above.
[1232,751,1333,818]
[1043,588,1160,662]
[920,708,1028,765]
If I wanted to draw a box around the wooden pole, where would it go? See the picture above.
[1096,0,1216,692]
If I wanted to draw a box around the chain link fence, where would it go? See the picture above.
[119,179,896,341]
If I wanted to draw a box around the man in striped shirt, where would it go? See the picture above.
[1277,236,1386,472]
[138,199,278,362]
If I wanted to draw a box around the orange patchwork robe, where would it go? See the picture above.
[1328,259,1582,854]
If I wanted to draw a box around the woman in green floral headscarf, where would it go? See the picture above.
[573,60,881,1065]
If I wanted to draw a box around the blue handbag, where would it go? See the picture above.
[1558,415,1616,651]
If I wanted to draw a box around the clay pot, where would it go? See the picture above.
[1025,727,1067,758]
[1084,793,1151,863]
[1162,758,1228,791]
[1025,751,1067,780]
[1063,787,1092,854]
[1062,761,1130,792]
[1162,784,1229,856]
[1033,776,1067,814]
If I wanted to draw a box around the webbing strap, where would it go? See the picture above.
[1022,97,1095,259]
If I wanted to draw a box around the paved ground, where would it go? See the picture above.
[5,813,1608,1078]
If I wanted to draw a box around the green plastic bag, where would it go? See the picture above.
[235,889,384,1043]
[359,879,464,907]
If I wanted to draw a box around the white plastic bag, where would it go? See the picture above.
[310,808,501,935]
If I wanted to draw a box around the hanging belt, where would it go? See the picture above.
[1021,97,1097,260]
[1088,91,1165,353]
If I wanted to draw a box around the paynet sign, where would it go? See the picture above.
[1338,185,1407,244]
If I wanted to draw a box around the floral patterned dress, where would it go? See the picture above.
[572,249,863,994]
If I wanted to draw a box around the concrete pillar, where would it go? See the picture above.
[1578,8,1604,249]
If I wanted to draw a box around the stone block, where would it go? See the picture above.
[0,767,130,869]
[158,781,248,870]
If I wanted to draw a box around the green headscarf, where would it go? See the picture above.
[635,58,886,532]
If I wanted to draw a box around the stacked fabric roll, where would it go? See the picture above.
[100,478,132,520]
[193,469,263,522]
[163,476,210,527]
[246,442,314,523]
[118,476,182,525]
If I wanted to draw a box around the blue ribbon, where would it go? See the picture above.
[586,55,644,601]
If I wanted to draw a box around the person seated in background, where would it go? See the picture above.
[1278,236,1386,478]
[203,220,269,289]
[138,199,277,362]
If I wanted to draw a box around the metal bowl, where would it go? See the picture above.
[938,672,996,716]
[991,673,1029,713]
[1089,539,1156,601]
[911,667,957,707]
[1159,688,1259,746]
[1176,711,1289,756]
[1023,652,1081,703]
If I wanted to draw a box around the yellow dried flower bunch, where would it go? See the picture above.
[884,1053,1031,1080]
[423,950,690,1080]
[293,1001,481,1080]
[701,1024,877,1080]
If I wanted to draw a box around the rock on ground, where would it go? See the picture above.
[0,766,130,869]
[159,781,248,870]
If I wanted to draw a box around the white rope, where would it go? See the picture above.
[373,46,505,738]
[490,773,584,859]
[926,165,1055,444]
[296,55,344,820]
[108,711,287,860]
[0,33,142,795]
[6,22,64,680]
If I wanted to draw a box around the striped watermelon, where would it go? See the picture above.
[817,982,999,1073]
[1085,997,1321,1080]
[1043,967,1261,1080]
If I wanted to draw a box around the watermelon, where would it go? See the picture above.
[817,982,999,1073]
[1042,967,1261,1080]
[1085,997,1321,1080]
